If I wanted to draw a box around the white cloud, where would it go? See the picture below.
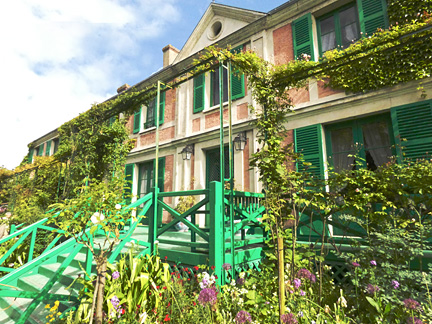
[0,0,180,169]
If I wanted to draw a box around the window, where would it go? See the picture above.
[292,0,388,60]
[132,92,166,133]
[144,92,166,129]
[53,138,60,154]
[208,45,245,108]
[137,161,154,205]
[37,145,43,157]
[325,114,394,172]
[136,157,165,215]
[45,140,52,156]
[211,67,229,107]
[317,4,360,54]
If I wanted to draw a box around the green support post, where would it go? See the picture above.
[148,187,159,254]
[209,181,224,285]
[85,235,93,280]
[28,228,37,262]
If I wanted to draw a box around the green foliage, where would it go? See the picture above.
[72,249,170,323]
[387,0,432,25]
[48,178,128,252]
[56,115,134,199]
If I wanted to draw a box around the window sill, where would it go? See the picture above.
[203,101,234,114]
[139,126,156,134]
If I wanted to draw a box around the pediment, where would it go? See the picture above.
[173,3,265,63]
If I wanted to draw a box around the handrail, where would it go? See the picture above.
[0,217,61,272]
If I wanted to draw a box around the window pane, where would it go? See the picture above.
[340,6,359,48]
[332,153,355,172]
[330,127,355,172]
[320,16,335,35]
[362,121,392,170]
[339,6,357,28]
[146,100,155,128]
[331,127,354,153]
[138,162,153,208]
[320,16,336,52]
[212,67,229,106]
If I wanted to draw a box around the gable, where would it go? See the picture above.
[173,4,265,63]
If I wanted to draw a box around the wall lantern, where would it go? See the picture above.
[180,144,194,160]
[233,132,247,151]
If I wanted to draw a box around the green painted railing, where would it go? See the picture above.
[0,185,267,322]
[0,217,63,274]
[151,182,266,284]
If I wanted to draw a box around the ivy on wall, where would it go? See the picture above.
[387,0,432,26]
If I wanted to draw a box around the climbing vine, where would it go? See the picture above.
[387,0,432,26]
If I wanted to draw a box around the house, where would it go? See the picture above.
[27,0,432,224]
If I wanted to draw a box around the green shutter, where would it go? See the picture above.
[294,124,324,178]
[158,92,165,126]
[45,140,52,156]
[292,13,315,61]
[133,108,141,134]
[124,164,134,204]
[28,148,34,163]
[109,115,116,125]
[391,100,432,163]
[155,157,165,192]
[53,138,59,154]
[230,45,245,100]
[38,145,43,156]
[193,74,205,113]
[357,0,388,36]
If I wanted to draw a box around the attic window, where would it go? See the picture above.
[208,20,223,40]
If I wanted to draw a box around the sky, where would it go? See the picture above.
[0,0,288,170]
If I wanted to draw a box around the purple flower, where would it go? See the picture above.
[366,284,380,295]
[110,296,120,309]
[236,277,245,286]
[281,313,298,324]
[299,290,305,296]
[391,280,400,289]
[112,271,120,280]
[352,262,360,268]
[293,278,301,289]
[235,310,252,323]
[222,263,232,271]
[406,317,422,324]
[404,298,420,310]
[297,268,316,283]
[297,268,311,279]
[198,287,218,306]
[370,260,377,266]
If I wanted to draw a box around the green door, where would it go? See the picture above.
[206,146,230,188]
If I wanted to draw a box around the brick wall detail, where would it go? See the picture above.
[162,154,174,222]
[237,102,249,120]
[192,118,201,132]
[139,126,175,146]
[273,24,294,65]
[288,87,310,105]
[282,130,295,171]
[318,79,343,98]
[127,115,134,134]
[165,88,176,123]
[205,109,228,129]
